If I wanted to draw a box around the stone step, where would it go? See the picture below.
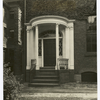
[34,75,58,79]
[44,66,55,67]
[40,67,55,69]
[38,72,56,75]
[32,79,59,83]
[29,66,59,87]
[29,83,59,87]
[40,69,55,72]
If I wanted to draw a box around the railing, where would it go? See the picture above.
[57,58,68,70]
[29,59,36,83]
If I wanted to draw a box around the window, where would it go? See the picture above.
[10,11,14,19]
[81,72,97,82]
[88,16,96,23]
[3,48,7,64]
[38,39,42,56]
[87,34,96,52]
[59,38,63,56]
[9,30,14,38]
[87,16,96,52]
[39,30,63,38]
[3,28,7,48]
[4,28,7,37]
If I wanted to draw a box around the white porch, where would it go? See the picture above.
[25,15,75,70]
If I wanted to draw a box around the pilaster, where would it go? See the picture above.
[35,25,39,70]
[64,26,69,59]
[26,30,30,69]
[56,23,59,69]
[68,23,74,69]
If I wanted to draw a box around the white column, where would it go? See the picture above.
[33,28,35,59]
[42,39,44,67]
[69,23,74,69]
[35,25,39,70]
[65,26,69,59]
[63,30,65,58]
[30,28,34,60]
[26,30,31,69]
[56,24,59,68]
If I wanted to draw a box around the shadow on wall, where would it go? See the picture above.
[81,72,97,82]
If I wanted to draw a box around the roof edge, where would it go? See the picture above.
[29,15,75,24]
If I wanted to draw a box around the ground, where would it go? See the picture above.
[20,97,97,100]
[20,83,97,100]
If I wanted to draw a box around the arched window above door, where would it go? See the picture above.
[39,30,63,38]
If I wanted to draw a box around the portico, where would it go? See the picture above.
[25,15,75,70]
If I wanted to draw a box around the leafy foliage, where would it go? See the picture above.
[4,63,21,100]
[26,0,95,22]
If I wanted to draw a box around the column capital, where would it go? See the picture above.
[34,24,38,27]
[65,26,73,29]
[26,25,33,31]
[68,26,73,29]
[26,29,30,32]
[26,28,34,32]
[67,23,74,29]
[56,23,60,26]
[65,25,69,29]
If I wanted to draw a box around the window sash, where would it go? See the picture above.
[87,34,97,52]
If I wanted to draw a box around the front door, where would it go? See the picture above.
[44,39,56,66]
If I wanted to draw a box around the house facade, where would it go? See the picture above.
[3,0,23,75]
[4,0,97,85]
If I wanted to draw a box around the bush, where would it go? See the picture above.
[4,63,21,100]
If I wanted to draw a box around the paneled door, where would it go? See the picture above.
[44,39,56,66]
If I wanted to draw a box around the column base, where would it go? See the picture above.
[36,65,39,70]
[55,66,57,70]
[68,65,74,69]
[26,65,31,70]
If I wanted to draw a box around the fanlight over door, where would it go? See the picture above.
[39,30,62,38]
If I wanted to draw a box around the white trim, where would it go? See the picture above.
[25,15,75,25]
[39,37,62,39]
[65,26,69,58]
[3,23,7,28]
[26,30,31,69]
[35,25,39,70]
[42,39,44,67]
[25,15,75,27]
[39,37,62,67]
[56,24,59,67]
[68,23,74,69]
[25,15,75,70]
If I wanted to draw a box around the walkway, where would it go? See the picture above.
[20,83,97,100]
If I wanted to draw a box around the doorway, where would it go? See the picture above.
[44,39,56,66]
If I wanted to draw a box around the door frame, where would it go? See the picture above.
[40,38,56,67]
[43,39,56,66]
[39,37,62,67]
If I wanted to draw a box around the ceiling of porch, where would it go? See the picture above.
[38,23,65,34]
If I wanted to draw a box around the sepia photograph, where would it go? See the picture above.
[3,0,98,100]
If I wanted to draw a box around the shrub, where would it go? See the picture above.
[4,63,21,100]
